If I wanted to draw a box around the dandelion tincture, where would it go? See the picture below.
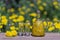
[32,10,45,37]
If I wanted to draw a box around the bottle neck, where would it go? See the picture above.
[37,13,40,20]
[37,12,43,23]
[37,10,41,20]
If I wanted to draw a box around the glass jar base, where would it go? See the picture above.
[18,33,23,36]
[31,34,45,37]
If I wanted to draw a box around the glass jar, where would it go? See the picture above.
[32,19,45,37]
[32,10,45,37]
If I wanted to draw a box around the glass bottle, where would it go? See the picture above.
[18,22,24,36]
[24,20,31,36]
[32,10,45,37]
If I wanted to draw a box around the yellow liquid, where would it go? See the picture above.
[32,21,45,37]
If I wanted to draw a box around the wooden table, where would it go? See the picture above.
[0,33,60,40]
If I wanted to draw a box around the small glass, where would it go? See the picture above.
[24,20,31,36]
[18,22,24,36]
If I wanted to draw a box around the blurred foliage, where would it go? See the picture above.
[0,0,60,33]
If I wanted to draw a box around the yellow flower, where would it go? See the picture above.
[55,5,59,9]
[43,21,47,27]
[15,27,19,30]
[47,21,53,26]
[48,26,55,32]
[0,25,3,29]
[17,15,24,22]
[25,20,30,27]
[53,17,58,22]
[10,25,15,30]
[10,8,15,12]
[29,13,37,17]
[54,22,60,29]
[30,26,32,29]
[53,1,58,6]
[1,19,8,25]
[5,31,13,37]
[32,18,37,23]
[38,6,44,11]
[37,1,41,5]
[20,11,25,15]
[9,14,18,19]
[19,22,24,27]
[43,2,47,6]
[1,16,6,19]
[12,19,17,23]
[30,3,34,7]
[18,7,22,11]
[11,30,17,36]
